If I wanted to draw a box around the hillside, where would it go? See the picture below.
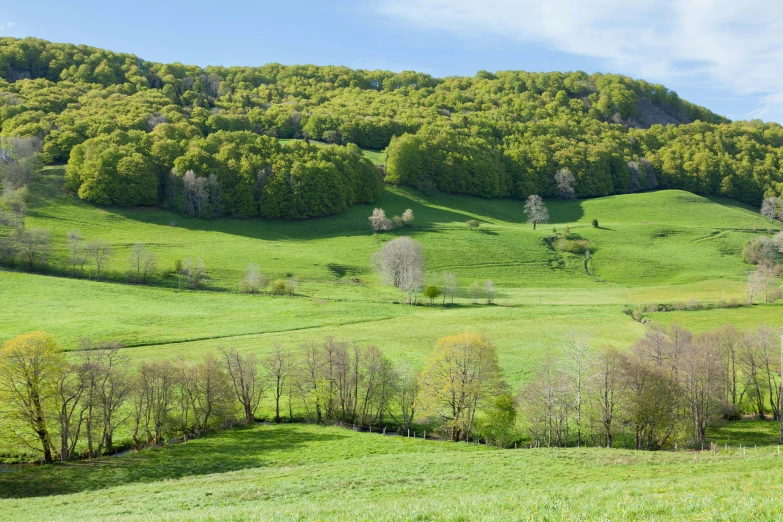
[2,423,783,521]
[1,37,783,222]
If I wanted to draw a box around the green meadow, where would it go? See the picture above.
[2,423,783,521]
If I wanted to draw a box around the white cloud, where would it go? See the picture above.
[375,0,783,121]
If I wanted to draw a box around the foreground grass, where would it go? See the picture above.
[2,423,783,521]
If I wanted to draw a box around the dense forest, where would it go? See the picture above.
[1,37,783,218]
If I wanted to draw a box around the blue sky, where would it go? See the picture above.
[1,0,781,122]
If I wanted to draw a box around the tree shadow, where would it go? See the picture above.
[0,425,347,498]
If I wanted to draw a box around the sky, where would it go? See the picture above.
[1,0,782,122]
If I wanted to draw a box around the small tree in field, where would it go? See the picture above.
[470,281,481,304]
[372,236,425,304]
[484,280,496,304]
[441,271,458,304]
[524,195,549,230]
[423,285,442,304]
[401,209,414,226]
[466,219,480,231]
[240,263,267,294]
[369,208,392,235]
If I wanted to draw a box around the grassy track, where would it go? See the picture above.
[2,423,783,521]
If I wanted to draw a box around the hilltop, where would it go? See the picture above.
[1,37,782,222]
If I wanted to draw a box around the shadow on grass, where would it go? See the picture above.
[0,425,347,499]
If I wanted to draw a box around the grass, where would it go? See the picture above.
[2,168,783,518]
[2,423,783,521]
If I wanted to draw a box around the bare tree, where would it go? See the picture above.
[54,363,86,461]
[524,195,549,230]
[469,281,481,304]
[240,263,268,294]
[484,280,496,304]
[441,271,458,305]
[221,348,263,425]
[371,236,425,304]
[182,257,207,289]
[190,353,236,432]
[591,346,621,447]
[264,345,292,423]
[129,243,157,283]
[562,332,593,446]
[761,197,781,223]
[15,227,50,271]
[80,340,131,456]
[554,168,576,199]
[389,361,418,432]
[86,239,112,279]
[182,170,209,218]
[67,230,87,277]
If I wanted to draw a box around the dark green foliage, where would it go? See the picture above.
[592,219,599,228]
[3,36,783,216]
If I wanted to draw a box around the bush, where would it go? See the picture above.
[466,219,480,231]
[272,279,287,295]
[592,218,599,228]
[423,285,442,304]
[767,287,783,303]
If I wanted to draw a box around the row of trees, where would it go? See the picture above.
[1,324,780,463]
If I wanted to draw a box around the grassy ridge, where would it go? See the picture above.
[2,423,783,521]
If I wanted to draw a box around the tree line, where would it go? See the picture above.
[2,323,780,463]
[2,37,782,219]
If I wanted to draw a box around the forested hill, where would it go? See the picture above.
[1,37,782,219]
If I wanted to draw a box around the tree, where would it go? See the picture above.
[128,242,156,283]
[86,239,112,279]
[401,208,414,226]
[182,257,206,289]
[524,195,549,230]
[272,279,287,295]
[221,348,263,425]
[15,228,50,271]
[190,353,236,431]
[264,345,292,423]
[240,263,268,294]
[417,333,502,441]
[554,168,576,199]
[469,281,481,304]
[0,332,64,463]
[761,197,780,223]
[368,208,391,235]
[67,229,84,277]
[54,361,86,461]
[466,219,480,231]
[423,285,442,304]
[79,340,131,456]
[484,280,496,304]
[371,236,425,304]
[591,346,621,447]
[441,271,458,305]
[562,332,593,446]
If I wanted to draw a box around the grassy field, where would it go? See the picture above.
[2,166,781,380]
[2,423,783,521]
[15,166,777,298]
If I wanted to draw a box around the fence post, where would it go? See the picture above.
[423,429,426,440]
[407,429,410,438]
[383,427,386,435]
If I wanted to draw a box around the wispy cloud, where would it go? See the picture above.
[0,21,14,32]
[375,0,783,122]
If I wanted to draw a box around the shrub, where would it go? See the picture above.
[466,219,480,231]
[272,279,287,295]
[401,209,414,226]
[592,218,599,228]
[423,285,442,304]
